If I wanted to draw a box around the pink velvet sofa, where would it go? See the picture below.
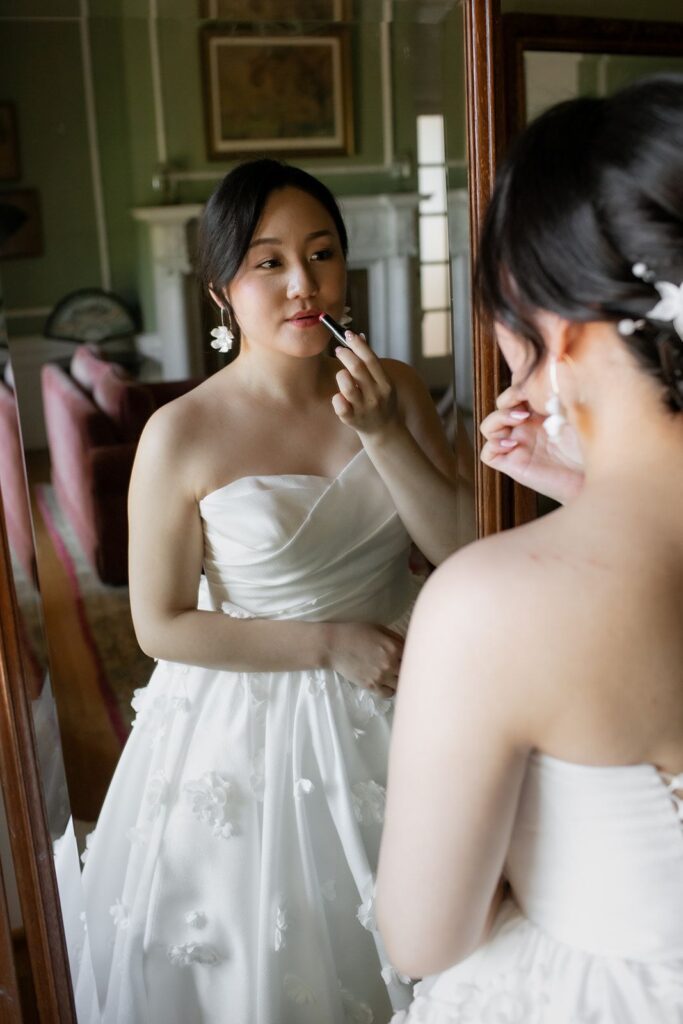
[41,346,200,585]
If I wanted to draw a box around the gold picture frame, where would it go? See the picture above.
[200,27,355,159]
[199,1,347,21]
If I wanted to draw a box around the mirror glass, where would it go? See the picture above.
[525,50,683,119]
[0,0,473,1015]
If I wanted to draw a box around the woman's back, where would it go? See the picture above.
[506,471,683,774]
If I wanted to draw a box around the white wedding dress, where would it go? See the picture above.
[394,752,683,1023]
[74,448,418,1023]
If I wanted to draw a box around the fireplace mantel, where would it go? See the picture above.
[132,194,420,379]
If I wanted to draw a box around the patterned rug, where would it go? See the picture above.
[35,485,154,744]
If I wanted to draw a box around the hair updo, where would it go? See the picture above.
[478,74,683,412]
[198,158,348,341]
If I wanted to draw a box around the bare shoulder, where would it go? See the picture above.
[406,517,574,739]
[133,374,232,501]
[381,358,429,404]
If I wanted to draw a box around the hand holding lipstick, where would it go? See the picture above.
[331,330,400,438]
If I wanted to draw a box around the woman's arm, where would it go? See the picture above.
[375,543,531,978]
[128,404,402,688]
[333,336,463,565]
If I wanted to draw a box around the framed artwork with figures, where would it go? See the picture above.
[200,27,354,158]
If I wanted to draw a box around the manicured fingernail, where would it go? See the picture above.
[335,346,344,355]
[499,439,518,449]
[359,332,367,339]
[509,410,530,421]
[345,330,353,341]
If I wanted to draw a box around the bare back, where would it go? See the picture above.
[481,478,683,775]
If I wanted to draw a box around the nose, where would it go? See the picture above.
[286,260,318,300]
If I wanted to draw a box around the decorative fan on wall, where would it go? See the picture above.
[44,288,136,345]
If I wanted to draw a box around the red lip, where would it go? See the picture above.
[286,309,323,327]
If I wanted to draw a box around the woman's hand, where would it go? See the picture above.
[480,386,584,504]
[323,621,404,699]
[331,332,399,438]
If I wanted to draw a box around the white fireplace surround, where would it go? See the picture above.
[132,194,421,380]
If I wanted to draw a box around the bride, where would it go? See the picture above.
[76,158,462,1023]
[377,74,683,1023]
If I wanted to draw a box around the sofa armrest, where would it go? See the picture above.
[146,378,202,408]
[89,442,137,494]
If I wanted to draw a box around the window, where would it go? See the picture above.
[417,114,452,358]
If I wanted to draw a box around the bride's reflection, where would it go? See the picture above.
[1,5,475,1018]
[64,159,464,1023]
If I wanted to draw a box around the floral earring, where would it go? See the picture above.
[543,357,567,439]
[210,305,235,353]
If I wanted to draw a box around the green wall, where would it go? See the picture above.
[1,3,431,335]
[1,0,681,338]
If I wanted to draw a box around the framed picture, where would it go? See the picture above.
[199,1,346,20]
[200,28,354,158]
[0,189,43,260]
[0,103,20,181]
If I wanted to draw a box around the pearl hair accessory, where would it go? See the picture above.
[617,262,683,341]
[210,306,235,353]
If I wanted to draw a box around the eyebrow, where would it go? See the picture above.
[248,229,335,249]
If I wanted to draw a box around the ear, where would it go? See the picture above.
[537,310,577,362]
[208,285,226,310]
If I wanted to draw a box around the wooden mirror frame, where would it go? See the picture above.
[0,1,503,1015]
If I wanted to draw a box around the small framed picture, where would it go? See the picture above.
[0,189,43,260]
[0,103,20,181]
[200,28,354,159]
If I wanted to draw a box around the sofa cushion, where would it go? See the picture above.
[93,368,155,442]
[70,345,125,395]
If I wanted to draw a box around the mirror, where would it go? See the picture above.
[0,0,479,1017]
[498,11,683,526]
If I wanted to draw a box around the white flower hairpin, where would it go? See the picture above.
[618,262,683,341]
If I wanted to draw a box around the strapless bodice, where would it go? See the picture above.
[506,753,683,961]
[198,448,415,624]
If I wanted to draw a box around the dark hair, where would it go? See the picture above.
[198,158,348,317]
[478,74,683,412]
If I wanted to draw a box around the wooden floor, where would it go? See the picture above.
[26,451,122,822]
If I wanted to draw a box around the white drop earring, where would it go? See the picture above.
[210,305,235,353]
[339,305,352,327]
[543,357,567,439]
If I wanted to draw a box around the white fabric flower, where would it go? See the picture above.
[126,825,149,846]
[274,904,288,951]
[184,910,207,929]
[339,982,374,1023]
[351,781,386,825]
[294,777,315,797]
[210,325,234,353]
[646,281,683,339]
[146,770,169,821]
[283,972,317,1005]
[109,898,129,930]
[356,882,377,932]
[184,771,238,839]
[249,748,265,801]
[381,965,412,987]
[168,942,221,967]
[306,671,326,696]
[80,830,95,865]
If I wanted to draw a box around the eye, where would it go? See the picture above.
[311,248,334,262]
[257,257,281,269]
